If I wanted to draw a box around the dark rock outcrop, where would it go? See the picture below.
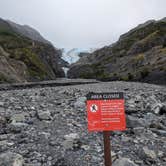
[0,18,65,83]
[68,18,166,85]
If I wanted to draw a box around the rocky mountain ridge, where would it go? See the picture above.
[0,18,65,83]
[68,18,166,85]
[6,20,51,44]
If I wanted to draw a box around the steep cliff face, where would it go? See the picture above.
[0,18,65,83]
[68,18,166,85]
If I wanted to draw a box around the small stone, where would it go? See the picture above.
[0,116,7,125]
[39,132,50,139]
[49,140,57,146]
[133,127,145,136]
[8,122,28,133]
[0,134,8,140]
[37,110,51,120]
[133,139,139,144]
[62,133,80,150]
[152,103,162,114]
[0,107,5,113]
[30,106,35,110]
[64,133,79,140]
[81,145,90,151]
[11,113,28,123]
[158,151,164,157]
[126,115,146,128]
[121,136,132,142]
[48,156,52,161]
[62,139,74,149]
[0,140,14,147]
[74,97,86,109]
[111,151,118,161]
[143,146,156,159]
[0,102,4,107]
[151,129,166,137]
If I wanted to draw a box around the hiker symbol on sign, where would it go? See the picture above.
[90,104,98,113]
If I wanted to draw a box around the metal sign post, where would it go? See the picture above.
[103,131,112,166]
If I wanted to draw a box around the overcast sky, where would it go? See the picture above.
[0,0,166,49]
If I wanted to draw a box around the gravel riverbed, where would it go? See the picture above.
[0,81,166,166]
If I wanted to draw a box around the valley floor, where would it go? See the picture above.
[0,81,166,166]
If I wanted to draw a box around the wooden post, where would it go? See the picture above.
[103,131,112,166]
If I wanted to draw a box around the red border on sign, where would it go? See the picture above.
[87,99,126,131]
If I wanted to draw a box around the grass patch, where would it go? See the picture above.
[0,73,13,83]
[133,53,145,64]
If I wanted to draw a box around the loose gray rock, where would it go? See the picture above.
[62,133,80,150]
[126,115,146,128]
[0,102,4,107]
[74,97,86,109]
[8,122,28,133]
[0,152,24,166]
[152,103,163,114]
[37,110,51,120]
[64,133,80,140]
[143,147,156,159]
[10,113,28,123]
[0,116,7,126]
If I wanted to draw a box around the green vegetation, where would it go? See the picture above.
[70,20,166,84]
[128,72,134,80]
[0,73,13,83]
[91,63,111,79]
[111,21,166,56]
[133,53,145,64]
[10,48,49,79]
[80,72,94,79]
[140,67,149,78]
[0,27,53,82]
[0,73,8,83]
[0,30,16,37]
[160,47,166,54]
[120,72,134,81]
[140,31,159,44]
[0,30,31,50]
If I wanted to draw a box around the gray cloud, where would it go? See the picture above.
[0,0,166,49]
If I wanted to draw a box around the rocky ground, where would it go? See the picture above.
[0,81,166,166]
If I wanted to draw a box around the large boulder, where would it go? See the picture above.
[0,152,24,166]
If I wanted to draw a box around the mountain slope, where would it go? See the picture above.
[0,18,65,83]
[68,18,166,85]
[7,20,51,44]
